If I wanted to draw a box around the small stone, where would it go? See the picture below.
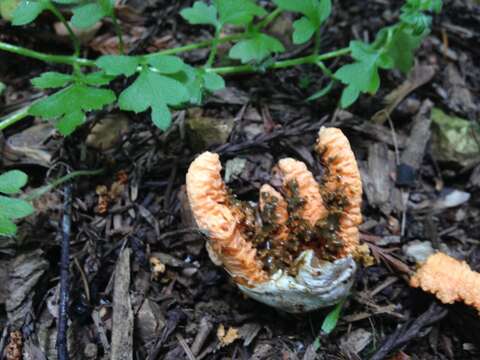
[402,240,435,263]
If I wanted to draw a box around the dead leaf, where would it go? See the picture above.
[217,324,240,348]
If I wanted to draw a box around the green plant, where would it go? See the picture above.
[0,170,34,236]
[0,0,442,135]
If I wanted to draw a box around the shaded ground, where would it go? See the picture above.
[1,0,480,359]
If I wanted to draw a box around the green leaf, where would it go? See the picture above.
[0,81,6,95]
[145,55,185,74]
[12,0,49,26]
[203,72,225,91]
[71,2,106,28]
[0,195,34,219]
[96,55,140,77]
[118,68,189,130]
[180,1,218,27]
[31,71,73,89]
[0,170,28,195]
[274,0,331,25]
[307,81,333,101]
[1,0,21,21]
[81,71,114,86]
[321,300,344,334]
[29,84,116,135]
[383,28,424,73]
[292,17,316,44]
[0,215,17,236]
[56,110,85,135]
[335,61,380,94]
[229,33,284,63]
[214,0,266,26]
[53,0,81,4]
[340,84,360,108]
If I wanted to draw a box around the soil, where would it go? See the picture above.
[1,0,480,359]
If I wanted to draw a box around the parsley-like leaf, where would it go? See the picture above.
[145,55,185,74]
[214,0,266,26]
[118,68,189,130]
[203,72,225,91]
[0,169,33,236]
[274,0,331,44]
[0,170,28,195]
[180,1,219,27]
[229,33,284,63]
[29,84,116,135]
[71,2,107,28]
[31,72,73,89]
[11,0,49,26]
[96,55,140,77]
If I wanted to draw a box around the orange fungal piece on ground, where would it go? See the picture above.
[186,152,268,284]
[316,127,362,255]
[276,158,328,227]
[410,252,480,311]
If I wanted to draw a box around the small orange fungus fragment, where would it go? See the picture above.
[316,127,363,255]
[186,152,268,284]
[410,252,480,311]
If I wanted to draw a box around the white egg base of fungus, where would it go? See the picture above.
[238,250,356,313]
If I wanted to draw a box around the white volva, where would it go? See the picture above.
[236,250,356,313]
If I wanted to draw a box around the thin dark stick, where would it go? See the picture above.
[57,184,72,360]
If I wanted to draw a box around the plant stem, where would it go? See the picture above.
[0,41,95,67]
[111,14,125,54]
[47,2,80,57]
[205,26,222,68]
[0,105,31,131]
[209,47,351,75]
[25,169,104,201]
[256,8,282,29]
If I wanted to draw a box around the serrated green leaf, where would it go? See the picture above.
[81,71,114,86]
[0,215,16,236]
[292,17,316,44]
[335,61,380,94]
[229,33,284,63]
[71,2,106,28]
[0,195,34,219]
[321,300,344,334]
[340,84,360,108]
[274,0,331,25]
[145,55,185,74]
[273,0,317,19]
[96,55,139,77]
[0,170,28,195]
[31,72,73,89]
[118,69,189,130]
[307,81,333,101]
[180,1,218,27]
[12,0,49,26]
[55,110,85,136]
[384,28,424,73]
[214,0,266,26]
[29,84,116,135]
[180,65,204,104]
[203,72,225,91]
[1,0,21,21]
[53,0,80,4]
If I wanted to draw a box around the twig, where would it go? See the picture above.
[57,184,72,360]
[370,302,448,360]
[176,333,197,360]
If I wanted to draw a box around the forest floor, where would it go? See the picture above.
[1,0,480,359]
